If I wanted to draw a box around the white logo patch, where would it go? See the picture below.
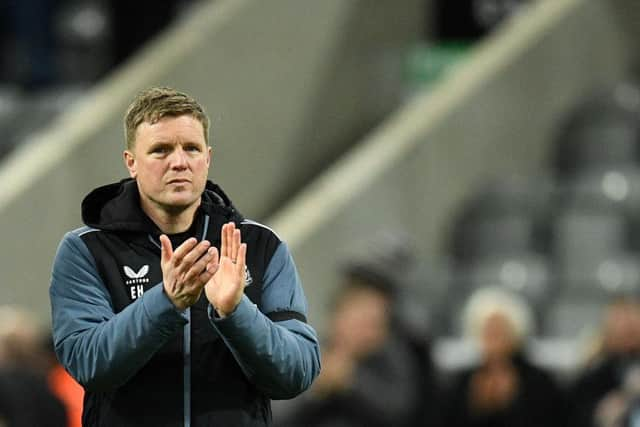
[124,265,150,300]
[123,265,150,285]
[124,265,149,279]
[244,265,253,287]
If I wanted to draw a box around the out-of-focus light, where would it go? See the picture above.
[602,171,629,202]
[500,260,528,290]
[71,7,106,41]
[597,260,624,291]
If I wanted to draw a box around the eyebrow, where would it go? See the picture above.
[147,142,174,151]
[147,140,205,150]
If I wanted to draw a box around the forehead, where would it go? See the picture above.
[135,114,206,144]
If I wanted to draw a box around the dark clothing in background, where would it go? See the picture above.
[0,0,57,88]
[568,354,639,427]
[443,354,567,427]
[109,0,180,65]
[279,335,420,427]
[0,369,67,427]
[433,0,532,41]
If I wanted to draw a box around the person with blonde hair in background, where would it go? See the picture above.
[443,287,567,427]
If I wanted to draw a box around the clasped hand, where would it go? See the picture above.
[161,222,247,316]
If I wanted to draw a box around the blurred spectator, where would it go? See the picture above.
[46,335,84,427]
[432,0,534,41]
[568,297,640,427]
[0,306,70,426]
[0,306,51,374]
[109,0,190,66]
[277,259,425,427]
[0,0,57,89]
[1,0,199,88]
[443,287,567,427]
[0,369,66,427]
[592,364,640,427]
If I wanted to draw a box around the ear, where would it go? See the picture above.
[123,150,137,178]
[207,146,212,168]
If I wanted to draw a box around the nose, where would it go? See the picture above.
[169,147,188,170]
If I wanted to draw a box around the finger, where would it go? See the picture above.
[159,235,173,264]
[183,245,215,281]
[178,240,211,273]
[231,228,241,262]
[236,243,247,277]
[172,237,199,265]
[220,223,229,259]
[226,222,235,258]
[198,269,215,286]
[198,249,218,283]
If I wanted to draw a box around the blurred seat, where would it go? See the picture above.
[558,166,640,216]
[464,174,554,217]
[457,213,539,259]
[406,258,456,336]
[543,296,605,339]
[554,80,640,176]
[556,120,640,175]
[462,252,552,308]
[12,85,86,142]
[557,167,640,258]
[450,175,553,263]
[552,207,630,283]
[0,85,25,158]
[54,0,112,84]
[561,253,640,298]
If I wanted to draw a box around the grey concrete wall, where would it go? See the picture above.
[270,0,640,334]
[0,0,424,321]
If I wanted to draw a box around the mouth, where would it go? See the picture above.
[167,179,191,185]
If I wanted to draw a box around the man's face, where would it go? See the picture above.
[124,114,211,213]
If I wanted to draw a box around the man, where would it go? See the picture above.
[277,260,422,427]
[567,297,640,427]
[50,87,321,426]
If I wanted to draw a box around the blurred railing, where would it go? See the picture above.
[0,0,423,320]
[267,0,640,336]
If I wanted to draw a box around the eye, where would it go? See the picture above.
[150,145,170,154]
[185,144,202,152]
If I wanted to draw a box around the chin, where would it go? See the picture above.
[162,194,200,210]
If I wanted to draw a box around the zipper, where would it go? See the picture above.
[147,214,210,427]
[184,309,191,427]
[185,214,209,426]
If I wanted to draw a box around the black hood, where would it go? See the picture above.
[81,178,240,233]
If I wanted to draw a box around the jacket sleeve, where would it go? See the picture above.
[209,241,321,399]
[50,231,187,391]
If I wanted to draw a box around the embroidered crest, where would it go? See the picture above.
[244,265,253,287]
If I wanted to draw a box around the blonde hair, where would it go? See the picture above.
[462,286,534,346]
[124,86,210,149]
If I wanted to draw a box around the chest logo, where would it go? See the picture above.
[124,265,150,301]
[124,265,150,283]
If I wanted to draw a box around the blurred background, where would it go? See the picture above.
[2,0,640,425]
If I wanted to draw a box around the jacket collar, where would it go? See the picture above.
[81,178,242,234]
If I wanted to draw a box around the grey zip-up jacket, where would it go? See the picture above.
[50,179,321,426]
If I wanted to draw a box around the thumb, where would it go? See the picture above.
[159,234,173,264]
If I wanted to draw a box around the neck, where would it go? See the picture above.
[140,198,201,234]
